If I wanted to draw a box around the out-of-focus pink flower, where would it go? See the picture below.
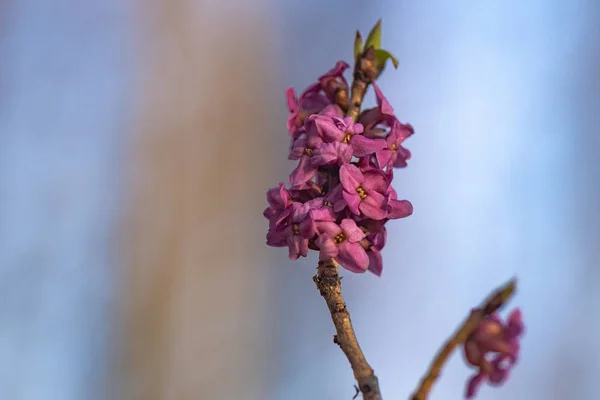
[463,309,525,399]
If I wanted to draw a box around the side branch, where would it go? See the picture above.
[313,259,382,400]
[410,279,517,400]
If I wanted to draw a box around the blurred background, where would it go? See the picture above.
[0,0,599,399]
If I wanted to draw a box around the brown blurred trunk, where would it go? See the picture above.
[120,2,277,399]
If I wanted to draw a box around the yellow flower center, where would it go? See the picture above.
[356,186,367,200]
[391,143,397,152]
[334,233,346,244]
[324,201,333,207]
[292,224,300,235]
[305,148,313,156]
[343,134,352,143]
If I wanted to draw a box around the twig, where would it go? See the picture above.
[346,47,378,122]
[313,259,382,400]
[410,279,517,400]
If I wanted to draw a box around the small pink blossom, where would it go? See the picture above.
[311,115,385,165]
[463,309,525,399]
[375,120,414,170]
[263,183,293,229]
[285,61,349,138]
[316,218,369,273]
[339,164,389,220]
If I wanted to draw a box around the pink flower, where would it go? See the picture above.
[288,135,323,187]
[463,309,525,399]
[316,218,369,273]
[318,61,350,104]
[357,219,387,276]
[263,183,293,229]
[339,164,389,220]
[266,199,335,260]
[311,115,385,165]
[384,183,413,220]
[375,120,414,170]
[285,61,349,138]
[286,87,330,138]
[358,81,396,131]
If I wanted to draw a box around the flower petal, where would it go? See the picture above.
[357,107,381,130]
[393,145,411,168]
[266,226,290,247]
[337,242,369,272]
[287,235,308,260]
[387,199,413,219]
[336,142,354,165]
[395,121,414,140]
[340,164,365,191]
[340,218,365,242]
[367,248,383,276]
[270,207,293,229]
[372,81,394,117]
[316,221,342,237]
[314,115,345,142]
[342,190,361,215]
[316,236,339,260]
[289,156,318,187]
[298,82,321,103]
[285,87,298,113]
[369,226,387,250]
[350,135,386,157]
[266,183,288,208]
[488,355,511,385]
[298,216,316,238]
[360,190,388,220]
[363,170,389,193]
[465,372,487,399]
[309,207,335,223]
[311,142,339,166]
[319,60,350,80]
[288,138,306,160]
[319,104,344,118]
[352,123,364,134]
[325,183,344,204]
[506,309,524,338]
[376,148,393,170]
[291,201,311,221]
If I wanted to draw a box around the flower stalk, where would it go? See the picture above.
[314,259,381,400]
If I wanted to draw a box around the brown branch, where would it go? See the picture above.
[346,47,378,121]
[410,279,517,400]
[313,259,382,400]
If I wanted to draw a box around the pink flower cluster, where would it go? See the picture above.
[264,61,414,275]
[463,309,525,398]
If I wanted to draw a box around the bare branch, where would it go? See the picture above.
[314,259,382,400]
